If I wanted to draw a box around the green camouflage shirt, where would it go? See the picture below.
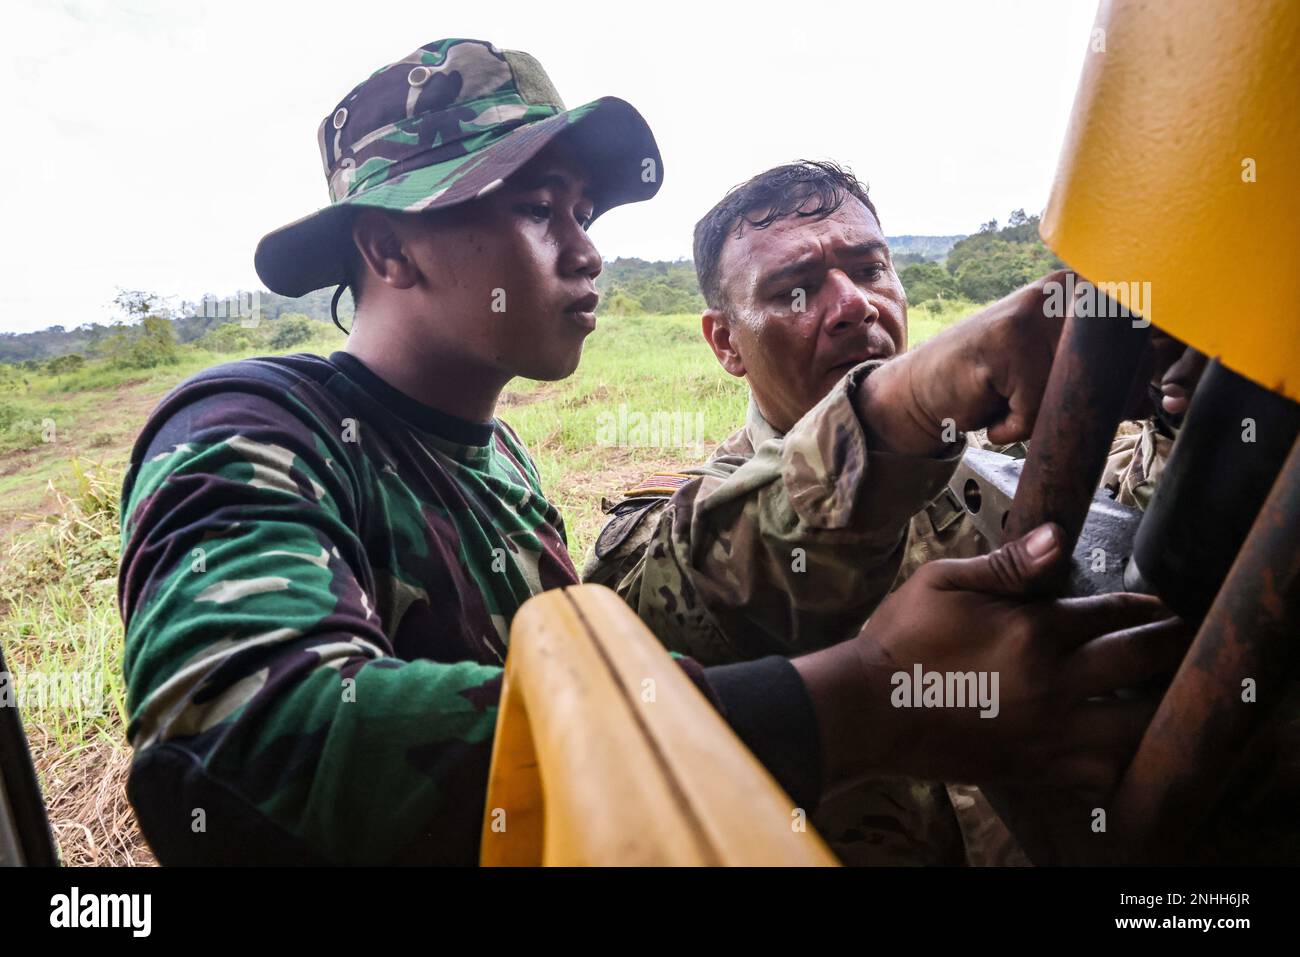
[119,351,832,865]
[118,352,586,863]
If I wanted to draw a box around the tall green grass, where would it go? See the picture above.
[906,297,983,344]
[504,315,749,558]
[0,458,147,864]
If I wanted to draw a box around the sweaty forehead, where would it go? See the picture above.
[719,199,886,297]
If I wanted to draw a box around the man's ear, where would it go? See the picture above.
[352,210,421,292]
[701,308,746,378]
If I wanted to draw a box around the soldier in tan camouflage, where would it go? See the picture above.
[584,161,1195,865]
[1101,335,1206,510]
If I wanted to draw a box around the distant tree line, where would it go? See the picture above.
[595,258,706,316]
[0,215,1064,364]
[0,287,324,377]
[0,287,347,365]
[887,235,964,263]
[896,210,1064,307]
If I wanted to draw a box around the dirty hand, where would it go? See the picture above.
[792,522,1189,800]
[854,270,1074,455]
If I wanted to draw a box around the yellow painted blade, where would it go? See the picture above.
[1042,0,1300,400]
[480,584,838,866]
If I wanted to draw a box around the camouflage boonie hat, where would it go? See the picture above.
[254,38,663,298]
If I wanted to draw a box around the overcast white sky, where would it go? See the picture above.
[0,0,1099,334]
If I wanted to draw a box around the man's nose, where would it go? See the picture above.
[822,269,878,333]
[561,222,603,280]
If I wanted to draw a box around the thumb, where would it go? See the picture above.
[985,412,1033,447]
[928,522,1065,597]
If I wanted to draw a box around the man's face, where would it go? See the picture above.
[705,197,907,432]
[388,140,603,382]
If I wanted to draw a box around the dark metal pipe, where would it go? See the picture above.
[1109,434,1300,862]
[1004,292,1152,582]
[1127,359,1300,621]
[986,287,1152,864]
[0,646,61,866]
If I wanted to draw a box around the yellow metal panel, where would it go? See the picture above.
[1042,0,1300,399]
[480,584,838,866]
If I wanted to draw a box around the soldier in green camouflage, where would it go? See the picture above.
[120,44,1185,865]
[112,40,931,863]
[118,37,735,864]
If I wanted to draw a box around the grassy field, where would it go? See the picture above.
[0,298,976,864]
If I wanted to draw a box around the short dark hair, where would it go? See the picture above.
[693,160,880,312]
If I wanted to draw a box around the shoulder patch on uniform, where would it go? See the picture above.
[594,497,666,561]
[623,471,694,498]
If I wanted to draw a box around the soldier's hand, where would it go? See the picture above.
[1122,329,1209,421]
[1154,338,1208,417]
[792,522,1190,800]
[855,270,1070,455]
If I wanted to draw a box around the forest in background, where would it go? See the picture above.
[0,211,1060,367]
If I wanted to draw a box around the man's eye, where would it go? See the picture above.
[578,212,594,231]
[523,202,552,221]
[857,264,887,281]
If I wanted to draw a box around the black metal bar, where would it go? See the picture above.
[1110,434,1300,862]
[1128,359,1300,621]
[0,645,60,866]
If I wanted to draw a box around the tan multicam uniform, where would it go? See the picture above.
[591,377,1300,864]
[582,360,1026,865]
[1102,417,1175,510]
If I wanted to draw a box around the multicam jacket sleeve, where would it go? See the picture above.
[119,389,506,865]
[582,361,965,665]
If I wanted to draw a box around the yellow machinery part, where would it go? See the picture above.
[480,584,838,866]
[1041,0,1300,400]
